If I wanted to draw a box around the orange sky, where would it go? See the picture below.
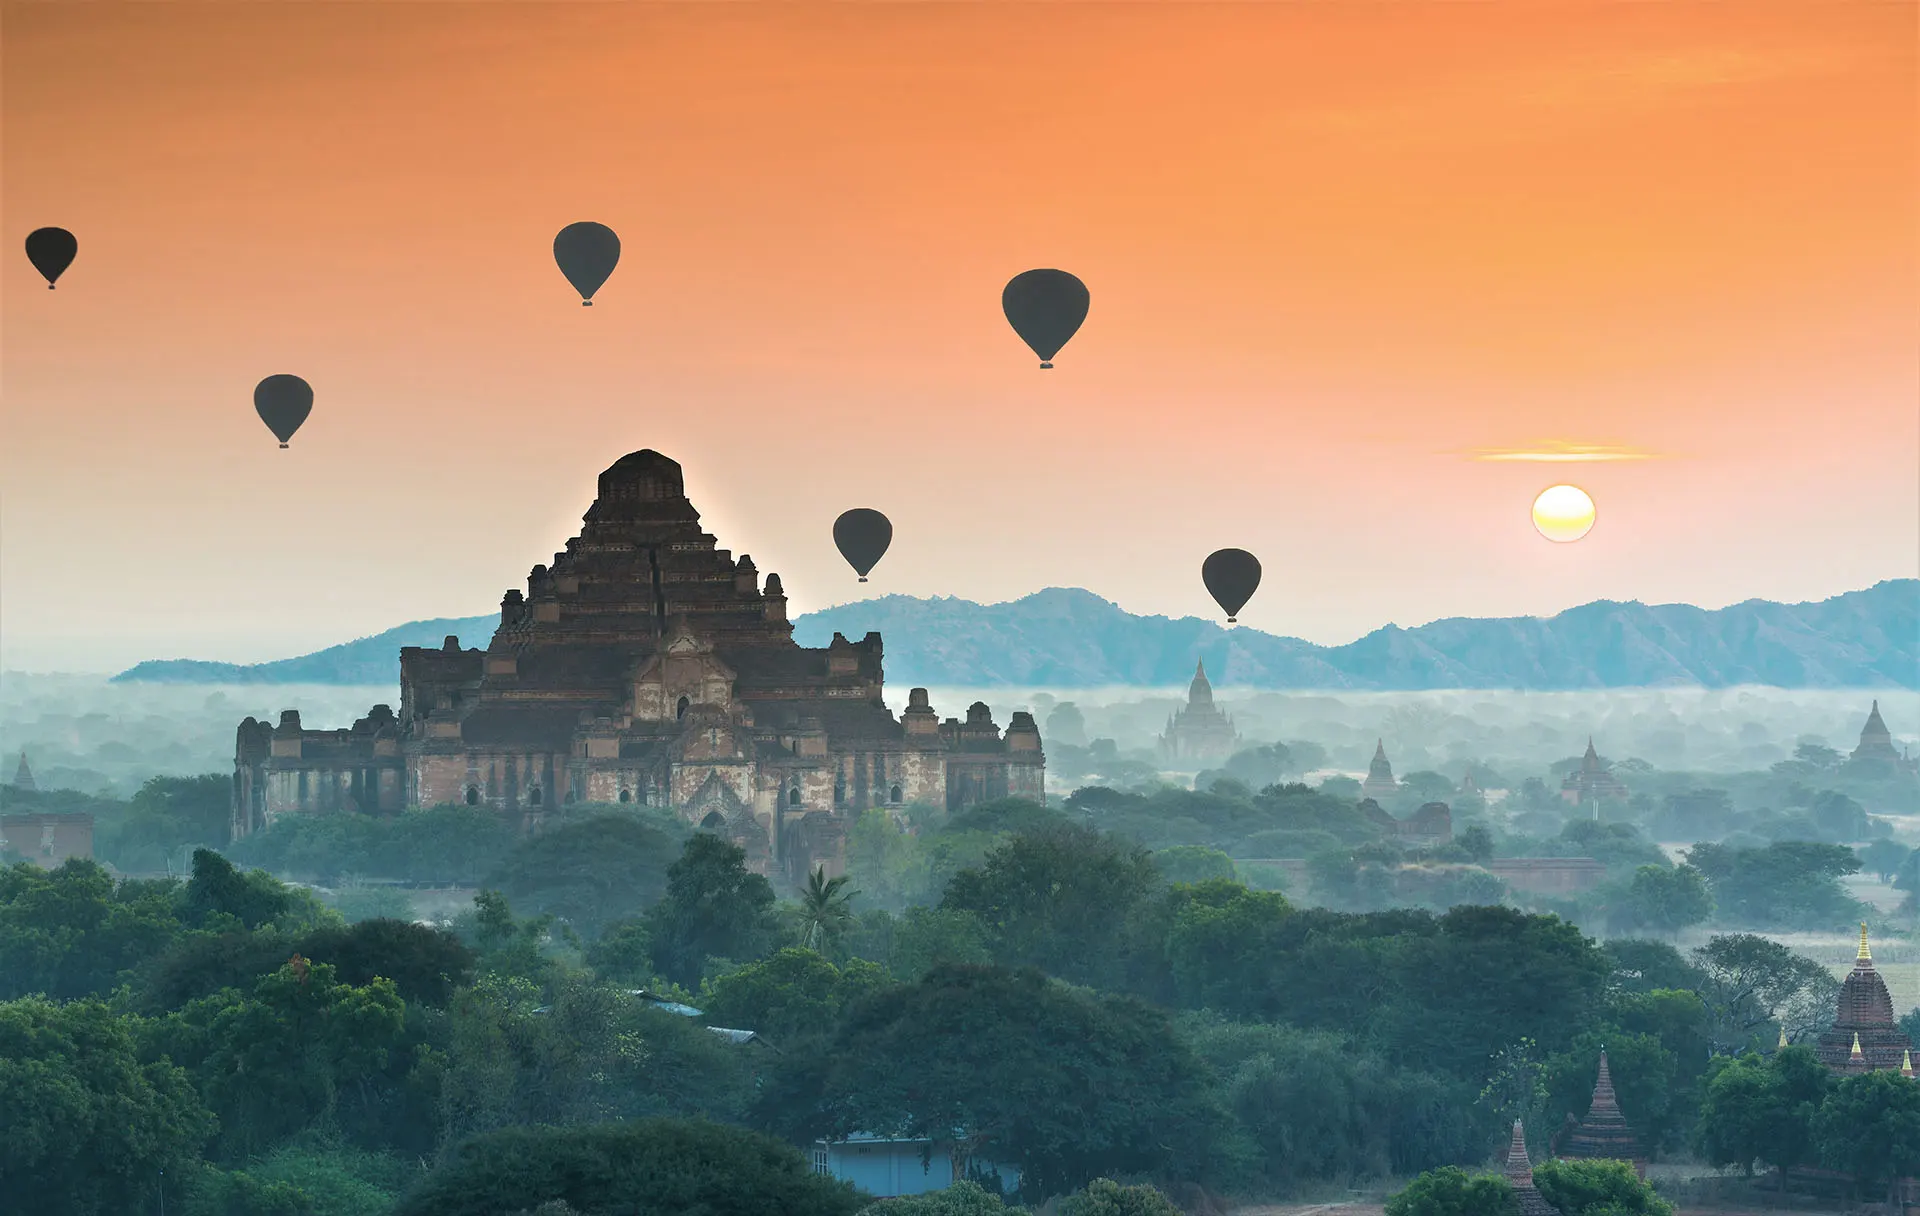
[3,1,1915,673]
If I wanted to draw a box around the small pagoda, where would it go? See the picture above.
[1815,925,1914,1074]
[1360,740,1398,801]
[1505,1121,1561,1216]
[1558,1050,1647,1178]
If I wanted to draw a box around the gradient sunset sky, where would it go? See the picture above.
[3,2,1915,673]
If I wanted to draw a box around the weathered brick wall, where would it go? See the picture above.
[0,813,94,867]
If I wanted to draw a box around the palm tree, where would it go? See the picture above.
[798,866,857,952]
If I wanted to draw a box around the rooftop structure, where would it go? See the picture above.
[1360,740,1398,801]
[1158,660,1240,764]
[1560,739,1629,808]
[1558,1050,1647,1179]
[1815,924,1914,1074]
[1505,1121,1561,1216]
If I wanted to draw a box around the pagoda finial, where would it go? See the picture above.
[1902,1049,1914,1079]
[1858,922,1872,963]
[1778,1025,1789,1050]
[1850,1032,1864,1060]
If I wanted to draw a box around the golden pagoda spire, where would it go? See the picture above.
[1903,1049,1914,1079]
[1858,922,1872,962]
[1778,1025,1789,1050]
[1850,1032,1864,1060]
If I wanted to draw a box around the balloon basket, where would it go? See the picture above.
[1226,617,1237,623]
[582,300,593,307]
[279,443,289,449]
[858,577,869,583]
[48,284,56,290]
[1038,362,1053,369]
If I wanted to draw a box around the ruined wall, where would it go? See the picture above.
[0,813,94,867]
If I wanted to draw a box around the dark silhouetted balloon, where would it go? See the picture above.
[1002,269,1089,368]
[554,222,620,306]
[1202,548,1262,623]
[26,228,77,289]
[254,375,314,449]
[833,509,893,582]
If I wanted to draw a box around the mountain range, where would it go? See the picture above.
[107,580,1917,690]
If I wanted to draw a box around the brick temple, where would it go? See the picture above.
[1556,1050,1647,1178]
[232,450,1045,880]
[1816,925,1914,1075]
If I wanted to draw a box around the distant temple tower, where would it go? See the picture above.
[1158,660,1240,764]
[1557,1050,1647,1179]
[9,753,34,791]
[1815,925,1914,1074]
[1845,701,1918,779]
[1504,1121,1559,1216]
[1360,740,1398,801]
[1560,739,1629,809]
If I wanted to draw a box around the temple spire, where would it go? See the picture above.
[1858,922,1872,963]
[9,752,32,791]
[1505,1120,1533,1178]
[1850,1032,1864,1061]
[1902,1049,1914,1079]
[1778,1025,1789,1050]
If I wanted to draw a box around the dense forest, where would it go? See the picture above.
[4,750,1919,1214]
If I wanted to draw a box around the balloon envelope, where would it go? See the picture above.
[1002,269,1089,367]
[833,509,893,582]
[554,222,621,305]
[254,375,314,448]
[25,227,77,288]
[1202,549,1262,622]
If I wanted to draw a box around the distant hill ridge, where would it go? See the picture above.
[109,580,1918,690]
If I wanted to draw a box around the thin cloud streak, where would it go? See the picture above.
[1459,443,1669,463]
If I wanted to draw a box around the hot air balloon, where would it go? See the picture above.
[1002,269,1089,368]
[554,222,620,306]
[254,375,314,449]
[26,228,77,289]
[833,509,893,582]
[1202,548,1262,623]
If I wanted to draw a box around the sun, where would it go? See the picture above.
[1532,484,1596,543]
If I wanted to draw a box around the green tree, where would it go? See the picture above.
[440,975,753,1144]
[1385,1167,1520,1216]
[1811,1068,1920,1206]
[1684,841,1862,930]
[1153,845,1237,885]
[942,823,1163,990]
[0,859,187,999]
[1693,1047,1832,1175]
[796,866,858,952]
[698,947,890,1043]
[184,847,311,930]
[1621,864,1713,936]
[787,964,1227,1198]
[878,905,995,980]
[1056,1178,1184,1216]
[1857,839,1911,883]
[864,1180,1027,1215]
[582,916,652,984]
[1690,935,1839,1049]
[392,1118,861,1216]
[1532,1158,1672,1216]
[147,957,408,1160]
[0,995,214,1216]
[1163,879,1291,1015]
[647,833,777,987]
[486,813,683,939]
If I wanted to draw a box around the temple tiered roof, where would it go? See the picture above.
[1560,1050,1646,1177]
[1815,924,1914,1073]
[1360,740,1398,800]
[1505,1121,1560,1216]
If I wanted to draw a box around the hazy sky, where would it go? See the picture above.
[3,2,1915,673]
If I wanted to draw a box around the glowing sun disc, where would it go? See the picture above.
[1532,484,1596,543]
